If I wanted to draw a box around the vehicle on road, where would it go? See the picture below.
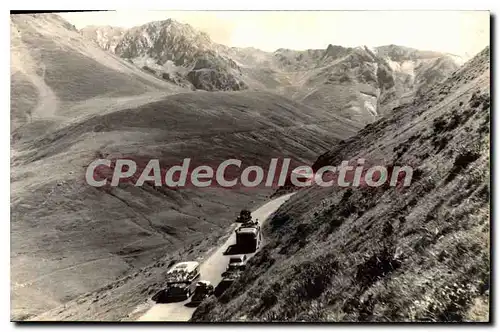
[163,261,200,300]
[235,223,262,252]
[190,280,215,305]
[227,254,248,271]
[236,209,252,223]
[221,269,243,282]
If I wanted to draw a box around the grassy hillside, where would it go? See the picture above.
[192,47,490,322]
[10,14,182,141]
[11,88,359,319]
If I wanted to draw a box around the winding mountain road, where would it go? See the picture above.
[136,193,294,322]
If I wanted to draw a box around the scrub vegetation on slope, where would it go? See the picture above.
[193,47,490,322]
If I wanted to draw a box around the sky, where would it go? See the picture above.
[60,11,490,59]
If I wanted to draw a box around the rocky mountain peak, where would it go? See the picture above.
[323,44,352,60]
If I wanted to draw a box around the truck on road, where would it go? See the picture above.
[235,222,261,253]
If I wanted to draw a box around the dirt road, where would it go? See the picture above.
[135,193,294,322]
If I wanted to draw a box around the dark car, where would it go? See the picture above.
[190,280,214,305]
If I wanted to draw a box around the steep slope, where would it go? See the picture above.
[193,47,490,322]
[272,45,462,124]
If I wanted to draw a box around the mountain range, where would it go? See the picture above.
[82,21,463,124]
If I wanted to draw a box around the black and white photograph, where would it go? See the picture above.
[8,7,491,323]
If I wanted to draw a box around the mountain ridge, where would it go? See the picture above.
[81,19,462,125]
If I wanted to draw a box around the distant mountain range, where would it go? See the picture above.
[10,13,358,319]
[82,20,464,124]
